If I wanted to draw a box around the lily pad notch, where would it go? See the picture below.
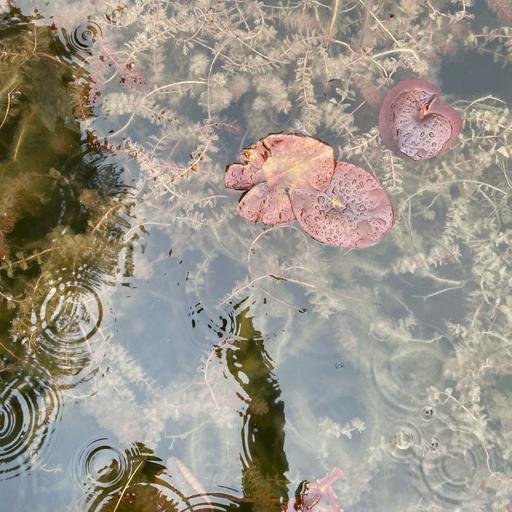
[378,79,462,161]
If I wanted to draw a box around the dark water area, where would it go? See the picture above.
[1,1,512,511]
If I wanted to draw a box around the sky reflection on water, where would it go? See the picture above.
[1,1,512,511]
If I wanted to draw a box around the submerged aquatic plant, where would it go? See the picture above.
[378,80,462,161]
[486,0,512,25]
[0,3,132,464]
[4,0,512,511]
[226,134,394,248]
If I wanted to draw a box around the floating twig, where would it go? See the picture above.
[112,460,144,512]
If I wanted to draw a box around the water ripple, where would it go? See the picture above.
[73,438,130,492]
[77,442,190,512]
[40,278,103,344]
[0,373,60,480]
[69,21,102,52]
[420,426,492,505]
[33,271,104,387]
[370,342,446,418]
[185,251,251,348]
[383,418,426,463]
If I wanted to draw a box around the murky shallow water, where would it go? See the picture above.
[1,0,512,511]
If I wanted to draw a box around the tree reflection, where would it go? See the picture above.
[84,442,185,512]
[0,4,130,479]
[226,310,289,511]
[0,6,340,511]
[0,4,128,378]
[79,310,291,512]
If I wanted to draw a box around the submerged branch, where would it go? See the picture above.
[324,0,341,48]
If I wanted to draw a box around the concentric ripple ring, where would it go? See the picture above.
[69,21,101,52]
[33,275,104,385]
[421,427,492,504]
[73,438,131,490]
[0,374,60,480]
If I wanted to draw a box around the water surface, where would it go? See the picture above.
[1,1,512,511]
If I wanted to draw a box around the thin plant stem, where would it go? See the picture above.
[0,248,57,271]
[357,0,398,45]
[324,0,341,48]
[0,88,15,130]
[112,460,144,512]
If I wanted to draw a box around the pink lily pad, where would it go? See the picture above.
[290,162,394,248]
[225,163,262,190]
[241,138,269,169]
[378,79,462,160]
[238,183,295,224]
[288,467,344,512]
[225,134,335,225]
[253,134,335,191]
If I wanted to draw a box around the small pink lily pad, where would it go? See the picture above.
[225,134,335,225]
[379,79,462,160]
[290,162,394,248]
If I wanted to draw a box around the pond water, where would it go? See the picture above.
[1,0,512,511]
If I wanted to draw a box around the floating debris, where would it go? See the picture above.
[289,467,344,511]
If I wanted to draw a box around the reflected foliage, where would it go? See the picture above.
[0,3,130,481]
[226,311,289,511]
[77,310,291,512]
[1,0,512,511]
[84,443,183,512]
